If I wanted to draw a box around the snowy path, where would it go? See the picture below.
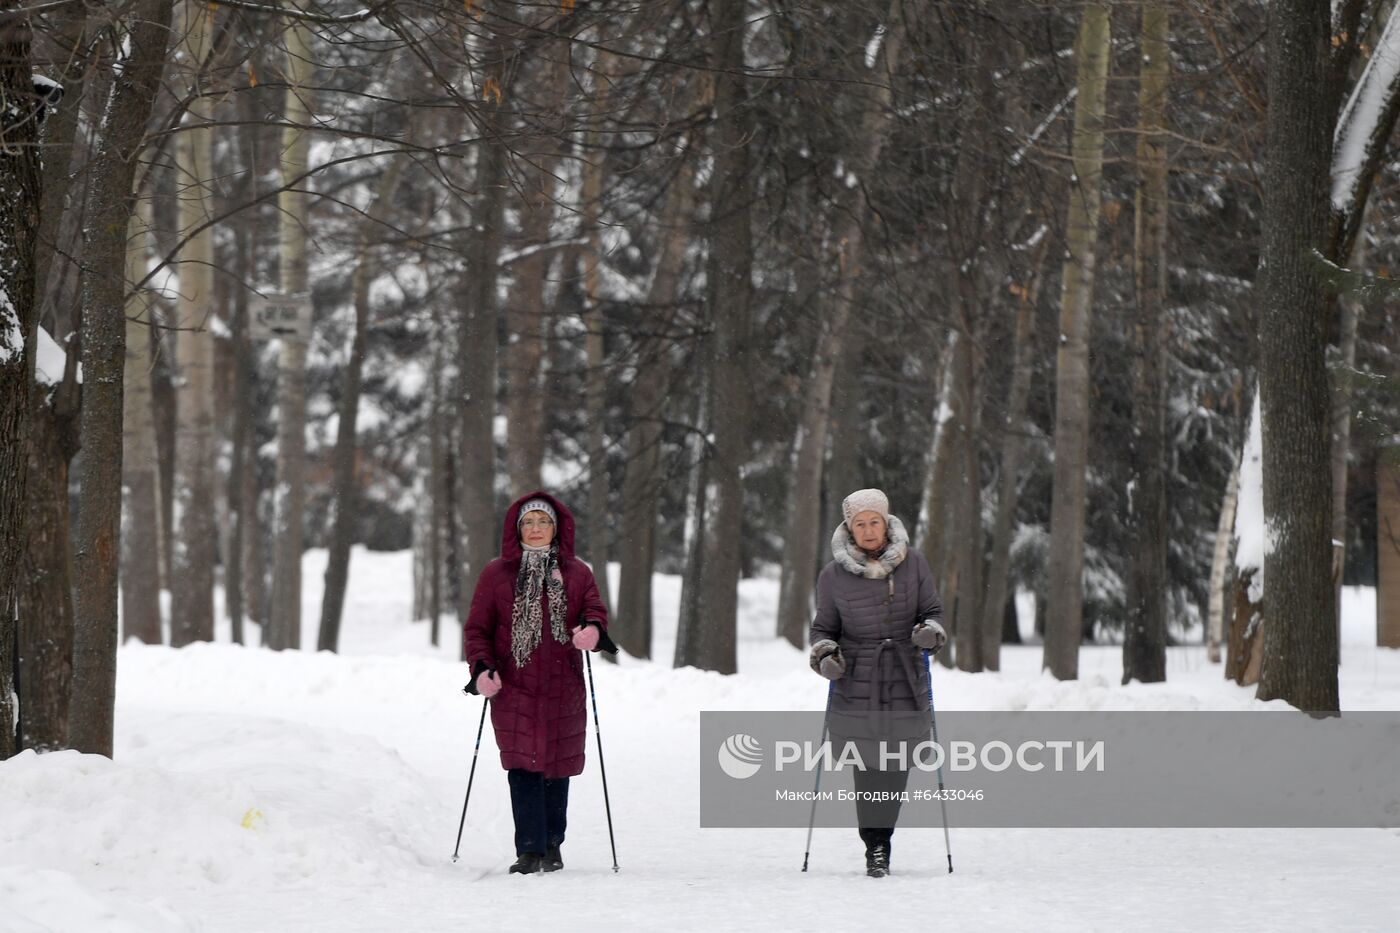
[4,549,1398,931]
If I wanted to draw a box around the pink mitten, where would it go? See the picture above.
[571,625,600,651]
[476,670,502,698]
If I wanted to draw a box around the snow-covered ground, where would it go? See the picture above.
[4,548,1399,932]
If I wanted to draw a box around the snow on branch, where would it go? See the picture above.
[1010,88,1076,167]
[1331,5,1400,213]
[210,1,385,24]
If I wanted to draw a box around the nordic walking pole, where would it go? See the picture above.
[924,650,953,874]
[451,694,489,863]
[801,680,835,872]
[585,651,620,872]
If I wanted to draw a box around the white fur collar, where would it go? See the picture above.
[831,514,910,579]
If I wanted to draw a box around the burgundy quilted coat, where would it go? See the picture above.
[463,491,609,778]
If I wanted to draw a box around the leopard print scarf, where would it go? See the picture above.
[510,544,569,668]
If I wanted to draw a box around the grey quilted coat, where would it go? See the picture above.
[809,515,942,734]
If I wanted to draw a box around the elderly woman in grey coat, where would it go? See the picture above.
[808,488,946,878]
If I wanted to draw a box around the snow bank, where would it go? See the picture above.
[0,863,189,933]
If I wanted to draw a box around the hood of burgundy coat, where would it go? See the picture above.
[501,490,576,563]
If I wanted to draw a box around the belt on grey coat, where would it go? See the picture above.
[843,635,925,728]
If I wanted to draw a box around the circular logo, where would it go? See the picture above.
[717,733,764,780]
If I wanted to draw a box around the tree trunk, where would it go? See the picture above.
[503,53,565,497]
[950,328,984,672]
[1226,571,1264,686]
[823,324,868,544]
[0,0,45,762]
[19,384,78,753]
[776,0,905,649]
[152,297,177,591]
[581,241,613,619]
[1377,444,1400,648]
[614,146,694,659]
[917,332,958,578]
[428,301,447,645]
[1256,0,1339,712]
[1001,592,1022,645]
[268,20,313,652]
[674,0,757,674]
[0,618,11,759]
[979,245,1046,672]
[241,399,267,631]
[1042,3,1111,682]
[32,7,89,343]
[1122,1,1170,686]
[319,153,410,652]
[170,0,219,648]
[121,208,163,647]
[226,96,264,647]
[457,29,510,607]
[674,352,712,665]
[1329,198,1371,650]
[918,334,959,670]
[71,0,173,757]
[16,4,84,755]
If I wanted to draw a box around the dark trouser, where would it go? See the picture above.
[853,763,910,849]
[508,768,570,856]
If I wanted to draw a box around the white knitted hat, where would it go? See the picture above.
[841,488,889,526]
[517,498,557,527]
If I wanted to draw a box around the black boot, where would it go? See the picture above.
[543,844,563,872]
[865,843,890,878]
[861,829,892,878]
[509,853,544,875]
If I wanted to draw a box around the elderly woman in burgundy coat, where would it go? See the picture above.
[464,490,616,875]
